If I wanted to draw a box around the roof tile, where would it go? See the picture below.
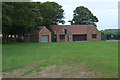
[49,25,94,34]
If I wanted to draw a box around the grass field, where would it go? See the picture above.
[2,41,118,78]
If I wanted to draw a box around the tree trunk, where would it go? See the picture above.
[2,34,8,44]
[14,35,17,42]
[10,35,12,39]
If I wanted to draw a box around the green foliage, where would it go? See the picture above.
[2,2,65,35]
[2,2,36,35]
[2,2,13,35]
[0,1,2,33]
[12,2,36,35]
[2,0,31,2]
[31,2,43,28]
[2,2,65,43]
[102,29,120,35]
[3,41,118,77]
[69,6,98,26]
[39,2,65,26]
[101,29,120,40]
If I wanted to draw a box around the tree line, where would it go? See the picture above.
[101,29,120,40]
[2,2,98,43]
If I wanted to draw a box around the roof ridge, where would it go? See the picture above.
[49,25,95,34]
[50,25,94,26]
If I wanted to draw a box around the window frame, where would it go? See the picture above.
[92,34,97,38]
[63,29,67,34]
[60,35,65,39]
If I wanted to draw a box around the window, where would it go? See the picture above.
[54,35,56,38]
[60,35,65,39]
[63,29,67,34]
[92,34,97,38]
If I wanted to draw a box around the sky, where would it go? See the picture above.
[32,0,119,30]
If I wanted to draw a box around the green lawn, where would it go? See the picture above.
[2,41,118,77]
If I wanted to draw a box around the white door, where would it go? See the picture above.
[41,35,49,42]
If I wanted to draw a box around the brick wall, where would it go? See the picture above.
[57,28,72,42]
[87,27,101,41]
[24,35,30,42]
[39,27,51,42]
[24,35,39,42]
[30,35,39,42]
[24,27,51,43]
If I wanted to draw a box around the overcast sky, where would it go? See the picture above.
[32,0,119,30]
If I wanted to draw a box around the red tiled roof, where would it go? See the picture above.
[38,26,45,32]
[49,25,94,34]
[49,25,63,34]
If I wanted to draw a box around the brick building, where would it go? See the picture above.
[24,26,51,42]
[24,25,101,42]
[49,25,101,42]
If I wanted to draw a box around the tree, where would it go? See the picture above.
[2,2,13,40]
[101,29,120,40]
[11,2,36,35]
[0,1,1,34]
[31,2,44,28]
[2,0,31,2]
[69,6,98,26]
[2,2,65,43]
[39,2,65,26]
[2,2,36,43]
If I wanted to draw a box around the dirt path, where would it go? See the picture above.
[2,63,100,78]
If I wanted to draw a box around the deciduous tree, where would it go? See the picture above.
[69,6,98,26]
[2,2,36,43]
[39,2,65,26]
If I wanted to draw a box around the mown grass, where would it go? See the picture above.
[2,41,118,77]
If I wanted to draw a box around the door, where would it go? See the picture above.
[73,34,87,41]
[41,35,49,42]
[67,35,69,41]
